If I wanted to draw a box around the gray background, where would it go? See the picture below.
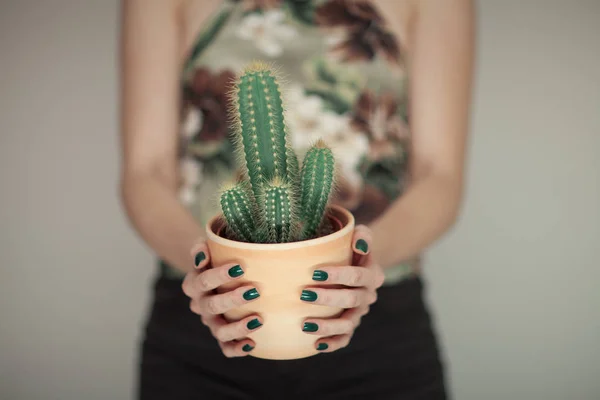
[1,1,599,399]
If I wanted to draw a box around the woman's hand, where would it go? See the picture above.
[300,225,385,352]
[181,241,263,358]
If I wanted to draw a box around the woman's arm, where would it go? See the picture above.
[119,0,215,273]
[369,0,476,268]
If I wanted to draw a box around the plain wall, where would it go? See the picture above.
[1,1,598,399]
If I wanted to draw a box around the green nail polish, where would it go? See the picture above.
[247,318,262,330]
[194,251,206,266]
[228,265,244,277]
[243,288,260,301]
[312,270,328,281]
[317,343,328,351]
[300,290,317,302]
[356,239,369,254]
[242,344,254,352]
[303,322,318,332]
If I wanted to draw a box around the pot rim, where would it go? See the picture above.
[206,205,355,251]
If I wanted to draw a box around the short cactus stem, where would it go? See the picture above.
[263,179,296,243]
[299,140,335,240]
[220,185,256,242]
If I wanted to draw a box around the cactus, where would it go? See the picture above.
[219,183,256,242]
[299,140,335,240]
[262,177,299,243]
[234,64,288,200]
[219,61,338,243]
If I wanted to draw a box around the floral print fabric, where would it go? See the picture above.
[178,0,414,279]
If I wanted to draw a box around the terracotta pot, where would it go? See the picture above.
[205,205,355,360]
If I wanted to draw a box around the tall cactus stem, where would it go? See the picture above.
[232,62,289,200]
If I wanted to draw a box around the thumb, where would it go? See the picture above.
[351,224,372,260]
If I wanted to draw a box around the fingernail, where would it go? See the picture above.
[355,239,369,254]
[228,265,244,277]
[194,251,206,267]
[300,290,317,302]
[312,270,328,281]
[242,344,254,352]
[303,322,318,332]
[243,288,260,301]
[247,318,262,330]
[317,343,328,351]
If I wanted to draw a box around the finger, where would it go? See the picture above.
[182,270,199,298]
[352,225,372,256]
[218,339,256,358]
[312,265,377,287]
[341,304,370,326]
[303,305,369,336]
[300,287,375,308]
[361,254,385,288]
[190,241,210,269]
[315,334,352,353]
[198,285,261,315]
[372,264,385,288]
[355,254,385,288]
[209,315,264,342]
[200,312,220,327]
[187,263,245,296]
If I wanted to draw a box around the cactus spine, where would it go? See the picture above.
[220,61,337,243]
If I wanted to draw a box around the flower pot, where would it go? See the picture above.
[205,205,355,360]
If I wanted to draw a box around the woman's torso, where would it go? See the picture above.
[172,0,417,283]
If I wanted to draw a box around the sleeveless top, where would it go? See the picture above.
[169,0,416,284]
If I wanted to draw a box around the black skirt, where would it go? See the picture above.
[137,272,448,400]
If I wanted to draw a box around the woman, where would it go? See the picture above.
[120,0,474,398]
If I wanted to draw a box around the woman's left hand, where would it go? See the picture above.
[301,224,385,352]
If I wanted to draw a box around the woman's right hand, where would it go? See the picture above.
[181,241,263,357]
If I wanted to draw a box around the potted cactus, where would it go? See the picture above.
[205,61,355,360]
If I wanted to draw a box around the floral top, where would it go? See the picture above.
[171,0,415,283]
